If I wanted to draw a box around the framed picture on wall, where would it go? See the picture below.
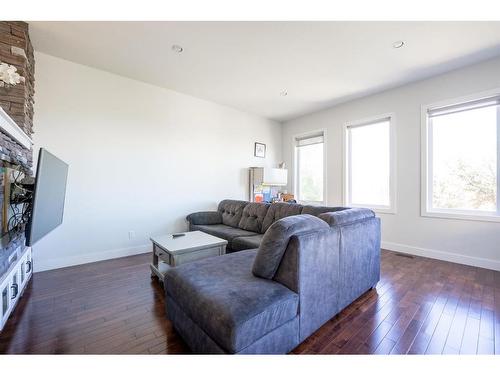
[254,142,266,158]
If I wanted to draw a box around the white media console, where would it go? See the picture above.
[0,100,35,333]
[0,246,32,331]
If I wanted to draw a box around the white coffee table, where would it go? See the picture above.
[150,231,228,284]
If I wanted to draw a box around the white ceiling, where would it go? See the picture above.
[30,21,500,122]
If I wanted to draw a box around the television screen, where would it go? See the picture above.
[26,148,68,246]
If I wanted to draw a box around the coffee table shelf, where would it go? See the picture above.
[150,231,228,284]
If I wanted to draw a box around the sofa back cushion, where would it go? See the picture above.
[218,200,248,228]
[238,202,270,232]
[301,205,348,216]
[261,203,303,233]
[319,208,375,227]
[252,214,329,279]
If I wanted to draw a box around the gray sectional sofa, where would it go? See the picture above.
[165,200,381,354]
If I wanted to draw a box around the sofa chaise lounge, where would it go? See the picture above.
[165,200,381,354]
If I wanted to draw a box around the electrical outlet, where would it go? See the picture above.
[128,231,136,240]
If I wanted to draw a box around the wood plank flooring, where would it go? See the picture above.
[1,249,500,354]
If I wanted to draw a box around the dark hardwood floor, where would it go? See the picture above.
[1,249,499,354]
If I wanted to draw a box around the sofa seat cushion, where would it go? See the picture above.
[232,234,264,251]
[164,250,299,353]
[191,224,259,246]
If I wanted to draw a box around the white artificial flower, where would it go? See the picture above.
[0,61,25,87]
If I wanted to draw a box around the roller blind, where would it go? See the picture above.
[295,132,324,147]
[346,117,391,130]
[428,95,500,118]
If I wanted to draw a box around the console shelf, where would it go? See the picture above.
[0,246,32,331]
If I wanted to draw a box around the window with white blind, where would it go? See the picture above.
[344,115,396,212]
[294,131,325,204]
[422,92,500,221]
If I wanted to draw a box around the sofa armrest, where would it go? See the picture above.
[186,211,222,225]
[318,208,374,226]
[273,228,341,341]
[252,214,329,279]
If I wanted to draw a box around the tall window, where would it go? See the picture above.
[345,116,396,212]
[294,132,325,204]
[423,94,500,221]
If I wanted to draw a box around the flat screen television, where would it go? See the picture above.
[26,148,69,246]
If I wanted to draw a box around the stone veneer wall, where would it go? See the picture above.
[0,21,35,168]
[0,21,34,277]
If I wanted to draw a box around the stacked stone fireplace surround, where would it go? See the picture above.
[0,21,35,277]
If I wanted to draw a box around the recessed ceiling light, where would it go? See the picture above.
[392,40,405,49]
[171,44,184,53]
[280,90,288,97]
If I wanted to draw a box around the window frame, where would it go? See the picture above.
[292,129,327,205]
[421,89,500,223]
[343,113,397,214]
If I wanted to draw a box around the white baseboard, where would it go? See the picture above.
[34,244,151,272]
[382,241,500,271]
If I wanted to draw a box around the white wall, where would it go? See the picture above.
[282,56,500,271]
[32,52,282,271]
